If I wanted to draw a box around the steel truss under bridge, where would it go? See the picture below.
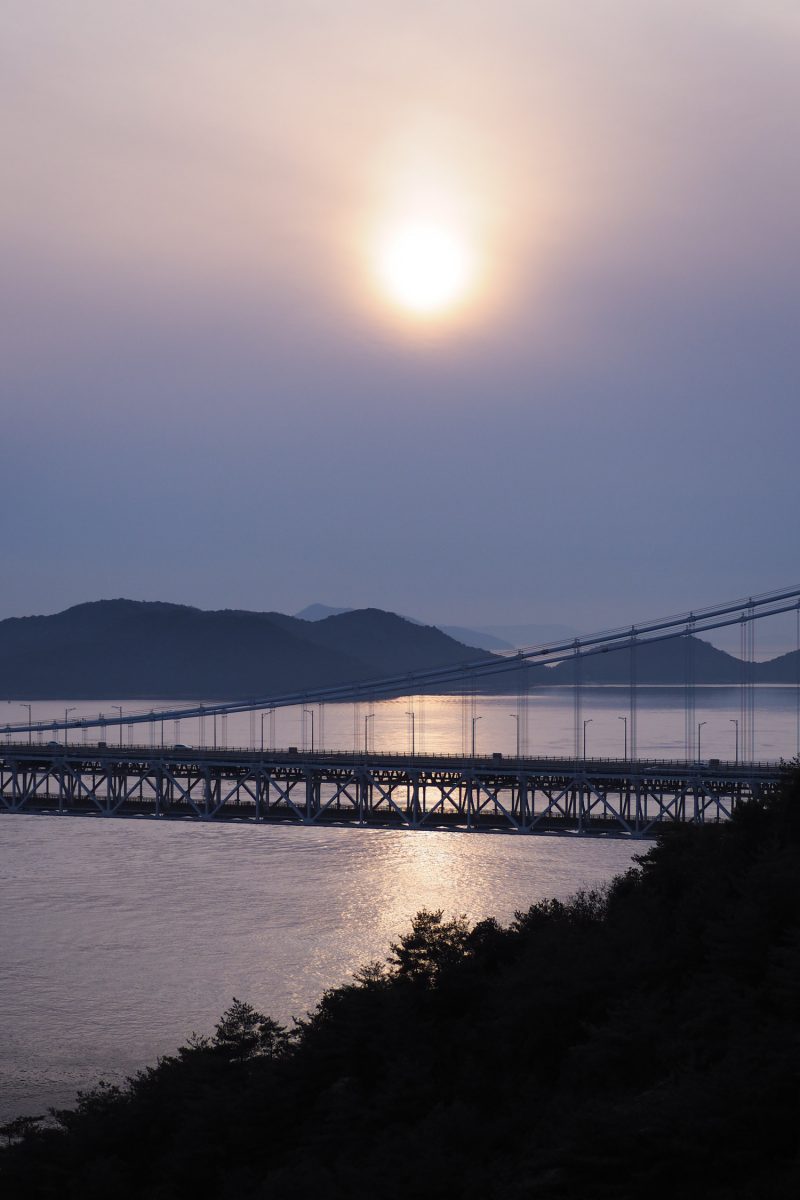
[0,744,784,839]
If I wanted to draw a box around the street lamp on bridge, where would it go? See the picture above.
[304,708,315,753]
[729,718,739,765]
[583,718,593,760]
[111,705,123,748]
[471,715,482,758]
[64,706,76,747]
[697,720,707,762]
[617,716,627,761]
[406,711,416,756]
[509,713,520,758]
[364,712,374,754]
[9,702,32,746]
[261,709,274,752]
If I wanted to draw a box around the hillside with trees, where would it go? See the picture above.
[3,770,799,1198]
[2,599,797,700]
[0,601,496,700]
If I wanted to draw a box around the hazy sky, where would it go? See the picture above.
[2,1,799,631]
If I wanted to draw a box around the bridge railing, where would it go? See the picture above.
[0,740,786,774]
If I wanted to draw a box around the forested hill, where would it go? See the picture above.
[547,632,743,683]
[0,600,495,700]
[0,599,796,699]
[3,774,799,1198]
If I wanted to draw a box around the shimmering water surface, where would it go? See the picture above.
[5,685,800,760]
[1,817,635,1120]
[2,687,798,1120]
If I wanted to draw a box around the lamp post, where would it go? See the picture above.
[14,702,32,746]
[364,713,374,754]
[697,720,707,762]
[618,716,627,761]
[406,711,416,756]
[111,705,123,748]
[729,718,739,765]
[509,713,520,758]
[583,718,593,760]
[261,709,274,752]
[471,715,482,758]
[304,708,315,753]
[64,706,76,747]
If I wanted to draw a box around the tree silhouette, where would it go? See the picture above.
[212,998,290,1062]
[2,773,799,1198]
[388,908,471,984]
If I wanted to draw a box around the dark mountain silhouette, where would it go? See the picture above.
[289,608,491,675]
[548,634,746,685]
[0,600,792,699]
[756,648,800,683]
[438,624,515,651]
[292,603,351,621]
[0,600,493,700]
[477,620,578,646]
[294,601,513,652]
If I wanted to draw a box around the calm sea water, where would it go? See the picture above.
[0,819,635,1121]
[5,685,800,760]
[2,687,798,1121]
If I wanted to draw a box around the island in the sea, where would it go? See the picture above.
[0,598,797,700]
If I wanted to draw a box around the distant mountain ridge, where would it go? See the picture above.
[293,602,569,653]
[293,604,352,622]
[0,600,494,700]
[0,599,797,699]
[548,635,744,685]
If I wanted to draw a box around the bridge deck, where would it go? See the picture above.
[0,743,785,838]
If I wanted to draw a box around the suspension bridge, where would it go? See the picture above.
[2,586,799,837]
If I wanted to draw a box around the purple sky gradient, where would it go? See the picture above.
[2,1,799,631]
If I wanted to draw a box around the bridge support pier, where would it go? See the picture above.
[305,771,320,823]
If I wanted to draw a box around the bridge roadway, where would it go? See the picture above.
[0,742,784,837]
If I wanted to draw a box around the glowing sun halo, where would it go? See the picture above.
[374,221,475,319]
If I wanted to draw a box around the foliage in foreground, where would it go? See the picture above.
[3,773,800,1199]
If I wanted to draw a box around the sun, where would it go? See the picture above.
[374,221,476,319]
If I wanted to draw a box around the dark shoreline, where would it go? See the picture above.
[3,769,799,1199]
